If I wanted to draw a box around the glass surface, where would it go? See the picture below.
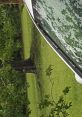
[32,0,82,71]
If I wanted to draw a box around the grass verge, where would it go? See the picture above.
[21,5,82,117]
[21,6,40,117]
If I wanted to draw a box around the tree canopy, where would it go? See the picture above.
[0,4,29,117]
[0,0,22,3]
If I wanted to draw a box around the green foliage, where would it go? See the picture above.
[39,87,72,117]
[0,4,30,117]
[45,64,54,100]
[0,5,22,59]
[63,86,71,95]
[46,65,53,77]
[39,95,53,110]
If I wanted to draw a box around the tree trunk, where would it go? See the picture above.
[11,58,36,73]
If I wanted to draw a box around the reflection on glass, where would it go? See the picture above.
[32,0,82,70]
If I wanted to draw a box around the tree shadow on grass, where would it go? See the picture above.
[30,26,42,77]
[30,26,44,98]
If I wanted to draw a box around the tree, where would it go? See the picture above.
[0,4,37,74]
[39,87,72,117]
[0,4,31,117]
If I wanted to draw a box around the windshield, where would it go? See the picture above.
[32,0,82,72]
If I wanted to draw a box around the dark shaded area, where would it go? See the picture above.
[0,59,3,68]
[0,0,22,3]
[12,48,22,61]
[11,58,36,73]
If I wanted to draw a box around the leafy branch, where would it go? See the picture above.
[39,86,72,117]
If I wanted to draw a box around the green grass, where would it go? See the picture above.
[21,6,40,117]
[21,5,82,117]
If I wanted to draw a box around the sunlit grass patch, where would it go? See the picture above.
[22,4,82,117]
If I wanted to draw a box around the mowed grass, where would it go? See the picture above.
[21,5,82,117]
[21,6,40,117]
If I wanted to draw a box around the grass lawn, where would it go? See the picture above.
[21,6,40,117]
[21,5,82,117]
